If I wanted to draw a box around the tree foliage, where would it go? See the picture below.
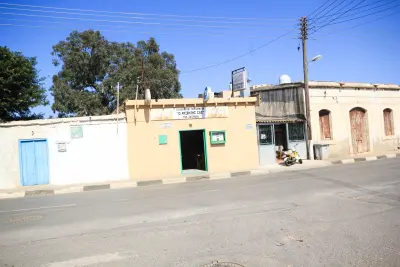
[0,46,48,122]
[51,30,181,117]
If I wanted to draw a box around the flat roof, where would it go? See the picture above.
[125,97,256,107]
[0,114,126,127]
[251,81,400,91]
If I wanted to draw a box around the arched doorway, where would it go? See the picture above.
[349,107,370,153]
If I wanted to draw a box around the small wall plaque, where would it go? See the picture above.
[159,135,168,145]
[58,142,67,152]
[70,126,83,139]
[209,131,226,145]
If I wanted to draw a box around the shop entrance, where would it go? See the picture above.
[179,130,208,173]
[274,124,288,151]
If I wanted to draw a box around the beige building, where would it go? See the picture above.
[124,97,258,180]
[252,81,400,161]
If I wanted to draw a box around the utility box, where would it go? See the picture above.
[314,144,330,160]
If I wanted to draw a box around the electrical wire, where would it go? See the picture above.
[0,20,292,39]
[309,0,350,26]
[310,0,366,34]
[0,11,295,30]
[180,29,296,74]
[307,0,333,19]
[0,2,296,21]
[0,6,295,26]
[311,2,400,34]
[0,16,279,33]
[312,10,399,37]
[309,0,394,20]
[307,0,342,20]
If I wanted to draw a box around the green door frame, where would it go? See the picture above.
[178,129,209,173]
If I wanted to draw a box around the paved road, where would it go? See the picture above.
[1,159,400,267]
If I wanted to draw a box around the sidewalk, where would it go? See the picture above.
[328,150,400,164]
[1,152,399,199]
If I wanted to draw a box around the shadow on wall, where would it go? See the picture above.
[144,108,150,123]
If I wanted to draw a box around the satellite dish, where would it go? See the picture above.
[279,74,291,84]
[144,88,151,105]
[203,86,212,102]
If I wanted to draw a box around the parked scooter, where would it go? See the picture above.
[282,143,303,166]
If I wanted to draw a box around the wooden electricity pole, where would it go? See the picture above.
[301,16,312,160]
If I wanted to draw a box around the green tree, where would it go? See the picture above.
[0,46,48,122]
[51,30,181,117]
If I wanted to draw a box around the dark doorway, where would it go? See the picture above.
[274,124,288,151]
[179,130,207,172]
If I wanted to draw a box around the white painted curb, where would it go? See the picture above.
[162,177,187,184]
[110,182,137,189]
[209,173,231,180]
[341,159,355,164]
[54,187,83,194]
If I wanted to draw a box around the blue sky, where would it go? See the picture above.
[0,0,399,117]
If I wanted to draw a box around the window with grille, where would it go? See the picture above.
[258,125,273,145]
[288,123,305,141]
[383,108,394,136]
[319,109,332,140]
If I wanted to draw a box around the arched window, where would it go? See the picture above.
[383,108,394,136]
[319,109,332,139]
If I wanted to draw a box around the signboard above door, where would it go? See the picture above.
[151,106,228,121]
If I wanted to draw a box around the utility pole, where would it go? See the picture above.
[116,82,120,134]
[300,16,312,160]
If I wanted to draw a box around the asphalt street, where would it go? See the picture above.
[1,158,400,267]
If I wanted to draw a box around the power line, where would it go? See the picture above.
[310,0,366,34]
[180,29,295,74]
[0,21,293,39]
[309,0,395,20]
[0,6,295,26]
[309,0,350,26]
[308,0,342,20]
[0,11,295,30]
[307,0,333,19]
[0,2,296,21]
[312,10,399,37]
[311,2,400,34]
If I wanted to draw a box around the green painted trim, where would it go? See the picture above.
[203,129,209,171]
[178,129,209,173]
[178,131,183,173]
[209,130,226,145]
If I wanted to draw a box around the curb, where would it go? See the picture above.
[0,153,399,200]
[330,153,400,165]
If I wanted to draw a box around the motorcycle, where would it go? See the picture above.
[282,143,303,166]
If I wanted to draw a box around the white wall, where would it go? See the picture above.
[0,115,129,189]
[310,88,400,158]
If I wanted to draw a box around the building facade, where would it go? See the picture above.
[0,115,129,189]
[251,81,400,161]
[125,97,258,180]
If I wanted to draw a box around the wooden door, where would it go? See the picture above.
[349,108,369,153]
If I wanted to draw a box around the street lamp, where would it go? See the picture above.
[311,55,322,62]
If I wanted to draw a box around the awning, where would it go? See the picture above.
[256,116,305,123]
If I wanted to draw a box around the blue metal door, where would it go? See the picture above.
[19,140,49,186]
[257,124,276,165]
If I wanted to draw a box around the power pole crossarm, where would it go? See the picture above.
[301,16,312,160]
